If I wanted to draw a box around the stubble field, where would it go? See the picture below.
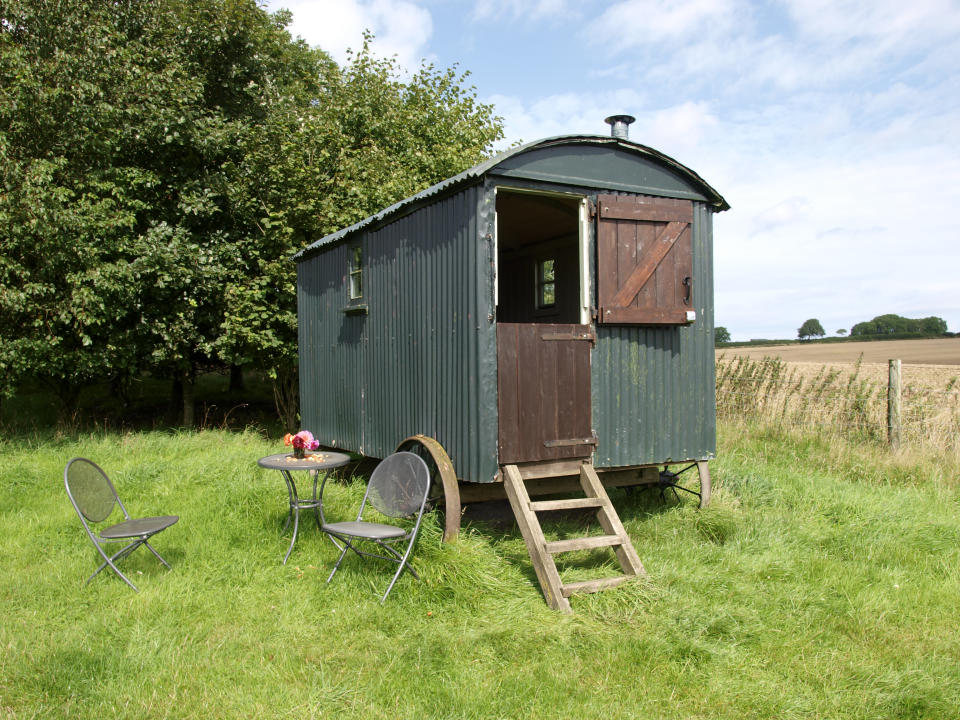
[716,338,959,454]
[719,337,959,391]
[718,337,959,365]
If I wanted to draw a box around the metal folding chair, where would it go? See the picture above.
[322,451,431,603]
[64,457,179,592]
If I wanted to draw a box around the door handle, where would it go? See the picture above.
[682,276,692,305]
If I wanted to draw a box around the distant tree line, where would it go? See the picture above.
[0,0,504,425]
[851,314,948,336]
[717,312,951,348]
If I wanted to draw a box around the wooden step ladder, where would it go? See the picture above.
[502,462,646,613]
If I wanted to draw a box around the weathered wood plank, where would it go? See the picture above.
[600,307,691,324]
[695,460,712,509]
[539,324,560,461]
[496,324,520,461]
[502,464,572,613]
[517,324,541,462]
[561,575,633,597]
[598,195,694,223]
[529,497,604,512]
[545,534,622,554]
[579,464,646,576]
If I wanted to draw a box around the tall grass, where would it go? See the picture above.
[2,425,959,718]
[717,354,960,457]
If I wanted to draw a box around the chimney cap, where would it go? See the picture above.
[604,114,636,139]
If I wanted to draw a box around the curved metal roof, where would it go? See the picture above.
[294,134,728,260]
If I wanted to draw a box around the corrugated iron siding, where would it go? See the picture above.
[592,201,716,467]
[297,183,499,483]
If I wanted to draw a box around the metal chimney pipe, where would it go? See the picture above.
[604,114,636,140]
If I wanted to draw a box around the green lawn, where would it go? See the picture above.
[1,426,958,718]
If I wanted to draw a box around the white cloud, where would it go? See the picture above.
[586,0,748,52]
[268,0,432,70]
[471,0,578,23]
[783,0,960,46]
[641,102,718,160]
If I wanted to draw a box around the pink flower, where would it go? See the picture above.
[285,430,319,451]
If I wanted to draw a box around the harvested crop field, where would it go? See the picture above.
[718,337,960,365]
[716,339,960,453]
[718,338,960,395]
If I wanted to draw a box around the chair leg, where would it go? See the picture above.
[87,540,143,592]
[143,540,172,569]
[325,538,352,583]
[379,536,420,603]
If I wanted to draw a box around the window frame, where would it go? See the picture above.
[348,244,363,301]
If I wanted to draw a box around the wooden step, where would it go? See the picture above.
[529,497,604,512]
[561,575,633,597]
[502,462,646,613]
[545,534,623,554]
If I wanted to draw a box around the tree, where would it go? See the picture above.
[920,316,948,334]
[797,318,825,340]
[714,326,731,344]
[836,329,847,336]
[850,314,948,336]
[214,33,503,425]
[0,2,504,425]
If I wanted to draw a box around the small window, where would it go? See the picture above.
[536,258,556,309]
[348,245,363,300]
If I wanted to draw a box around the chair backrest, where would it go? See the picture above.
[64,457,124,524]
[366,452,431,519]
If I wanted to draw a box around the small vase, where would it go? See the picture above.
[293,447,305,459]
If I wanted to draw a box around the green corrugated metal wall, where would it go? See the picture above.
[591,201,716,467]
[297,183,500,484]
[296,139,723,483]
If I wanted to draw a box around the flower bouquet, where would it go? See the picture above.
[284,430,320,459]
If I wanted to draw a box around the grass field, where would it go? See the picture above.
[2,426,959,719]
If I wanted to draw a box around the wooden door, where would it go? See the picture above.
[596,193,695,325]
[497,323,595,464]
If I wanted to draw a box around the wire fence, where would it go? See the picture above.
[716,355,960,453]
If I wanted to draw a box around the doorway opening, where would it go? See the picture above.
[495,189,587,324]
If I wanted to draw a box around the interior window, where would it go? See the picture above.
[537,258,556,309]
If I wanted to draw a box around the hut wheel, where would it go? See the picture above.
[657,461,712,509]
[395,435,461,542]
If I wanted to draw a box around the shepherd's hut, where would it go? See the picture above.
[294,116,729,610]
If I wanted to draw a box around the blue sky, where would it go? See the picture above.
[265,0,960,341]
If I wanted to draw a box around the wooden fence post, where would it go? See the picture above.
[888,359,901,449]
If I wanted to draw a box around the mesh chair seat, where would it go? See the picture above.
[64,457,178,592]
[100,515,179,540]
[324,452,431,602]
[322,520,406,540]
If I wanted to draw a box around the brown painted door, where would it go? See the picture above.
[596,193,694,325]
[497,323,594,464]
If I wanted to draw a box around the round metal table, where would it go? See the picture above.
[257,451,351,564]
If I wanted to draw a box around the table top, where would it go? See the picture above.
[257,451,352,472]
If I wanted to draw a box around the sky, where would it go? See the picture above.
[264,0,960,341]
